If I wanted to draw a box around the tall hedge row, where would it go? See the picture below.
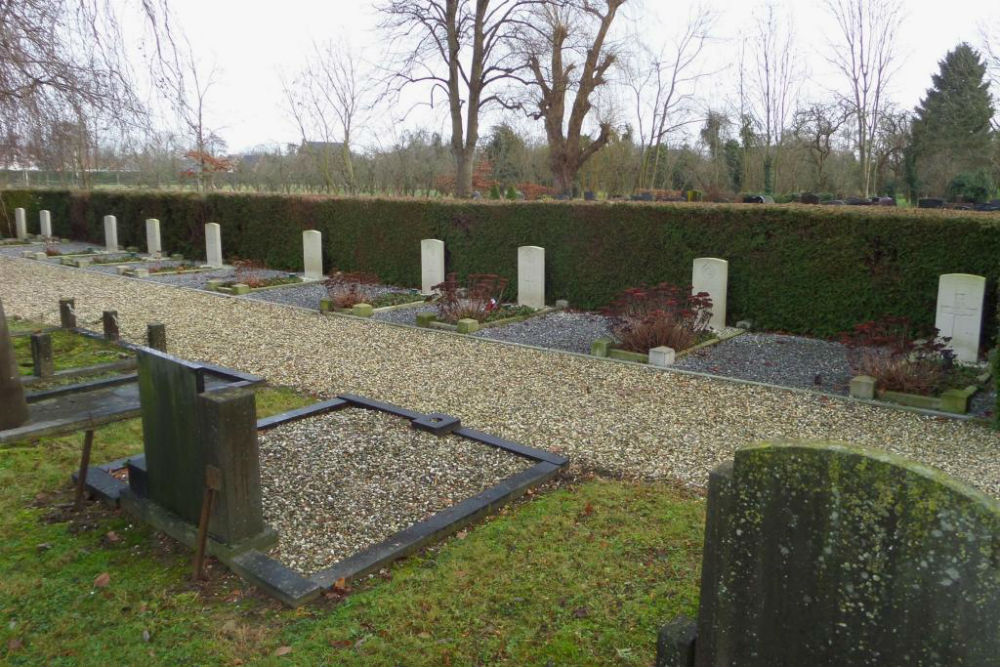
[4,189,1000,342]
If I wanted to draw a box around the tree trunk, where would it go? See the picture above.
[454,148,475,198]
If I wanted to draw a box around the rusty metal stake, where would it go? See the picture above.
[193,465,222,581]
[74,430,95,511]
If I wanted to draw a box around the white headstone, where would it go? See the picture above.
[517,245,545,309]
[935,273,985,364]
[103,215,118,251]
[14,208,26,240]
[421,239,445,294]
[145,218,161,257]
[302,230,323,280]
[692,257,728,331]
[205,222,223,268]
[39,210,52,238]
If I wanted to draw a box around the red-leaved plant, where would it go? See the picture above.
[604,283,713,353]
[433,273,508,323]
[839,316,955,395]
[232,258,271,288]
[325,270,380,308]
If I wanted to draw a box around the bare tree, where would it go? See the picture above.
[743,2,800,195]
[283,41,370,193]
[378,0,540,198]
[824,0,903,198]
[793,101,851,191]
[523,0,627,195]
[624,5,715,191]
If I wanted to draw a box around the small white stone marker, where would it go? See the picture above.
[517,245,545,309]
[692,257,728,331]
[302,230,323,280]
[649,346,676,367]
[935,273,985,364]
[39,210,52,238]
[421,239,445,294]
[103,215,118,251]
[205,222,223,268]
[14,208,26,239]
[145,218,162,257]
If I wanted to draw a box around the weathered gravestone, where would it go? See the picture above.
[517,245,545,309]
[129,348,274,549]
[0,299,29,429]
[103,215,118,251]
[421,239,445,294]
[145,218,162,257]
[302,230,323,281]
[39,210,52,238]
[657,442,1000,667]
[14,208,26,240]
[935,273,985,364]
[205,222,223,268]
[692,258,727,331]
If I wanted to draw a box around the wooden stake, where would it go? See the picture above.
[193,465,223,580]
[74,430,95,511]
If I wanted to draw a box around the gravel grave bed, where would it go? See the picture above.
[3,257,999,501]
[251,282,416,311]
[0,240,101,258]
[257,409,532,574]
[471,310,614,354]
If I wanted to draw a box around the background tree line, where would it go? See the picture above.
[2,0,999,203]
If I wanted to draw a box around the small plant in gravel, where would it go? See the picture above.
[433,273,510,323]
[325,270,381,308]
[605,283,713,353]
[225,258,298,289]
[839,316,960,395]
[43,244,62,256]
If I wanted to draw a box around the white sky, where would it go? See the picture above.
[150,0,999,153]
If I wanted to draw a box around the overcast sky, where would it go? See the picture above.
[152,0,999,153]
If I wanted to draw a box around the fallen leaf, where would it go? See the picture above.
[573,607,589,618]
[455,530,468,539]
[417,632,432,639]
[105,531,121,543]
[274,646,292,657]
[93,572,111,588]
[582,503,594,517]
[333,578,349,593]
[8,638,23,651]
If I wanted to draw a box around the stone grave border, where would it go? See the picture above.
[81,392,568,607]
[320,293,429,318]
[206,274,319,296]
[590,326,745,367]
[848,366,994,414]
[414,304,558,334]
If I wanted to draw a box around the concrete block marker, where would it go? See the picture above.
[39,210,52,238]
[103,215,118,251]
[692,257,728,331]
[14,208,26,240]
[145,218,162,257]
[935,273,985,364]
[421,239,445,294]
[648,346,676,367]
[302,230,323,280]
[205,222,223,268]
[517,245,545,309]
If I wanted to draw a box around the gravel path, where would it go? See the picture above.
[3,256,999,500]
[258,409,530,574]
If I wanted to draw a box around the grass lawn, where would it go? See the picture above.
[11,328,127,376]
[0,383,705,666]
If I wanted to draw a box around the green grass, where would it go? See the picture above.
[0,385,705,666]
[11,329,128,376]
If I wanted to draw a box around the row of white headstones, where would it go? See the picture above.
[15,208,988,364]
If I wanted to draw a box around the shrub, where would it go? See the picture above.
[325,270,380,308]
[605,283,712,354]
[44,244,61,256]
[947,169,996,204]
[433,272,508,323]
[840,316,955,395]
[232,258,271,288]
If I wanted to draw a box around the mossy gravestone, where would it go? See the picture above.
[658,442,1000,667]
[136,348,268,545]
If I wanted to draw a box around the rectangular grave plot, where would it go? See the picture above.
[253,397,567,601]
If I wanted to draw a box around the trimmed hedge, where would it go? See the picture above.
[4,190,1000,342]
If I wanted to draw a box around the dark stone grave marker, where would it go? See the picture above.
[0,299,29,429]
[658,442,1000,667]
